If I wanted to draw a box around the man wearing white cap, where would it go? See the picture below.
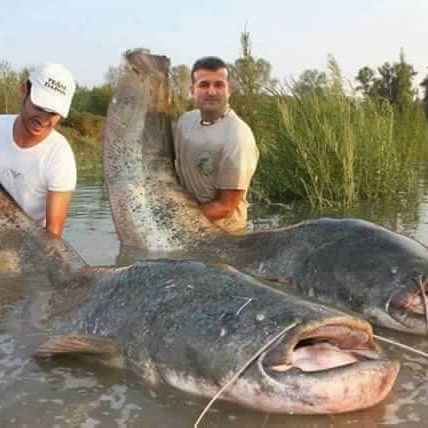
[0,63,77,237]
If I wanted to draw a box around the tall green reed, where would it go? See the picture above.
[251,63,428,208]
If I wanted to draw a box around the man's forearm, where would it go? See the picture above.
[46,191,72,238]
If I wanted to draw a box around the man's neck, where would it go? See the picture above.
[13,116,47,148]
[200,106,230,125]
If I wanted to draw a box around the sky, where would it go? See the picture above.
[1,0,427,93]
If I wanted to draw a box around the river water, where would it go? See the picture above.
[1,176,428,427]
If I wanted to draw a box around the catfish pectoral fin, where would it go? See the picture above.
[34,335,124,367]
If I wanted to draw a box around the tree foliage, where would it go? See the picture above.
[71,84,115,116]
[229,30,277,98]
[0,61,20,113]
[227,29,278,134]
[355,66,376,97]
[169,64,192,120]
[293,69,327,97]
[355,50,417,108]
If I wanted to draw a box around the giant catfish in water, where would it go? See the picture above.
[0,183,399,414]
[35,259,399,415]
[102,49,428,335]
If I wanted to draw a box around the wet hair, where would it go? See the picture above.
[190,56,229,83]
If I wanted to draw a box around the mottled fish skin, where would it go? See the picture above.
[103,50,428,335]
[0,176,399,414]
[205,218,428,335]
[0,184,87,275]
[36,259,399,415]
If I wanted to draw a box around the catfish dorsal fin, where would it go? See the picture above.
[34,335,124,367]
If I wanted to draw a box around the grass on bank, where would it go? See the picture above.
[249,62,428,208]
[59,110,104,175]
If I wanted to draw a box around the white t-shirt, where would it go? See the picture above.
[174,109,259,233]
[0,115,77,225]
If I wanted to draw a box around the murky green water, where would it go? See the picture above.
[1,176,428,427]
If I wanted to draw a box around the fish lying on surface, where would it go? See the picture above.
[0,184,399,414]
[34,259,399,415]
[102,49,428,335]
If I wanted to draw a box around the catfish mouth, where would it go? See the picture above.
[261,321,380,375]
[387,276,428,334]
[254,319,399,414]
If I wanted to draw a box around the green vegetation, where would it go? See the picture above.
[0,61,31,113]
[1,35,428,207]
[170,64,193,121]
[59,110,105,174]
[227,36,428,208]
[254,69,428,207]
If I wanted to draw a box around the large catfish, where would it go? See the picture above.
[0,184,400,414]
[103,50,428,335]
[34,259,399,415]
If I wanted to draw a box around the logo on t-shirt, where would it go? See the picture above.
[0,168,24,198]
[1,167,23,182]
[197,152,214,176]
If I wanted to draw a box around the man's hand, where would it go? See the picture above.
[45,191,72,237]
[201,189,244,222]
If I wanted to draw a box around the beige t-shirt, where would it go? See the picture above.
[174,109,259,234]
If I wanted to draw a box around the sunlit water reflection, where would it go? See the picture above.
[1,176,428,427]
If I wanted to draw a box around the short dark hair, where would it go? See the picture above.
[24,80,32,101]
[190,56,229,83]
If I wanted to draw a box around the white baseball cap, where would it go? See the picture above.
[29,63,76,118]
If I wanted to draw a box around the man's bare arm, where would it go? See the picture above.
[201,189,244,222]
[45,191,72,237]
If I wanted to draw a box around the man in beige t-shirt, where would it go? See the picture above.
[174,56,259,234]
